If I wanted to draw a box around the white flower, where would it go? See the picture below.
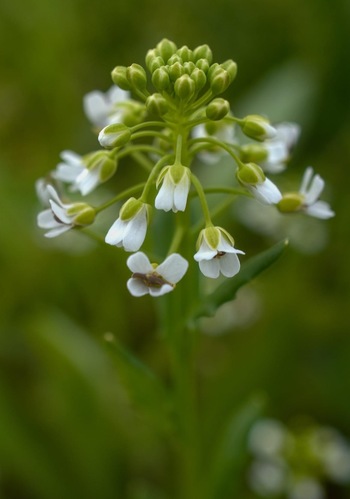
[155,165,191,212]
[261,122,301,173]
[191,122,236,164]
[53,150,116,196]
[83,85,130,129]
[194,226,245,278]
[126,252,188,297]
[237,163,282,205]
[35,177,53,206]
[299,167,335,219]
[105,198,149,252]
[37,186,95,238]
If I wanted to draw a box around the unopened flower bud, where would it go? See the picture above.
[111,66,132,90]
[174,74,196,100]
[183,61,196,74]
[167,54,183,65]
[196,58,210,73]
[120,197,145,221]
[177,45,193,62]
[67,203,96,226]
[85,151,117,183]
[148,56,165,73]
[240,144,268,163]
[152,67,170,91]
[146,93,169,117]
[210,68,231,95]
[220,59,237,83]
[156,38,177,63]
[236,163,265,185]
[206,98,230,120]
[145,49,160,71]
[193,44,213,65]
[168,62,185,81]
[98,123,131,149]
[191,68,207,92]
[126,63,147,90]
[277,193,304,213]
[241,115,277,141]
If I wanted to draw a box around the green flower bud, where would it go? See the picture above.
[209,68,231,95]
[99,156,117,182]
[193,44,213,65]
[152,67,170,91]
[148,56,165,73]
[236,163,265,185]
[177,45,193,62]
[146,93,169,117]
[174,74,196,100]
[67,203,96,226]
[111,66,132,90]
[85,151,117,182]
[183,61,196,74]
[145,49,160,71]
[126,63,147,90]
[220,59,237,83]
[277,193,304,213]
[168,62,185,81]
[167,54,183,65]
[191,68,207,92]
[196,58,210,73]
[156,38,177,63]
[241,115,277,141]
[207,63,220,80]
[206,98,230,120]
[98,123,131,149]
[120,197,143,221]
[240,144,268,163]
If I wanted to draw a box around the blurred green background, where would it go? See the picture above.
[1,0,350,497]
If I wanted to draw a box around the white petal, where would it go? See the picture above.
[105,218,126,245]
[253,178,282,205]
[37,210,59,229]
[76,167,100,195]
[149,284,174,297]
[122,209,147,252]
[60,150,83,166]
[157,254,189,284]
[107,85,130,104]
[126,252,153,274]
[173,177,190,212]
[83,91,110,127]
[305,174,324,205]
[155,177,174,212]
[263,123,277,139]
[49,200,72,224]
[299,167,314,194]
[199,259,221,278]
[54,163,84,183]
[45,225,72,238]
[127,278,149,297]
[305,201,335,219]
[274,122,300,148]
[219,253,241,277]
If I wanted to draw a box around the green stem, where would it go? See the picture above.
[188,137,244,167]
[190,173,213,227]
[94,183,145,214]
[139,154,173,203]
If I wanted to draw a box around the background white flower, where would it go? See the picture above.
[83,85,130,129]
[299,167,335,219]
[126,252,188,297]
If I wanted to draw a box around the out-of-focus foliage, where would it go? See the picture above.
[1,0,350,497]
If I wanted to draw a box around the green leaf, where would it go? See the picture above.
[204,394,266,499]
[190,239,288,320]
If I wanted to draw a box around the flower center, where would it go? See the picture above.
[132,272,170,289]
[214,251,226,259]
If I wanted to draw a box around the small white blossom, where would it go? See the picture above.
[37,186,95,238]
[126,252,188,297]
[299,167,335,219]
[53,150,116,196]
[237,163,282,205]
[261,122,301,173]
[83,85,130,129]
[194,226,245,279]
[105,198,148,252]
[155,165,191,212]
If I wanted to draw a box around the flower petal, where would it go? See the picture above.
[127,278,149,297]
[49,200,73,224]
[305,201,335,219]
[157,254,189,283]
[194,239,217,261]
[83,91,110,127]
[299,166,314,195]
[304,174,325,205]
[45,225,72,238]
[105,218,126,245]
[126,252,153,274]
[149,284,174,296]
[253,178,282,205]
[122,209,147,252]
[199,259,221,278]
[219,252,241,277]
[155,176,174,212]
[76,167,100,196]
[37,210,58,229]
[173,176,190,212]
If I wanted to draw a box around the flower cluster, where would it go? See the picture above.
[248,418,350,499]
[36,39,334,297]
